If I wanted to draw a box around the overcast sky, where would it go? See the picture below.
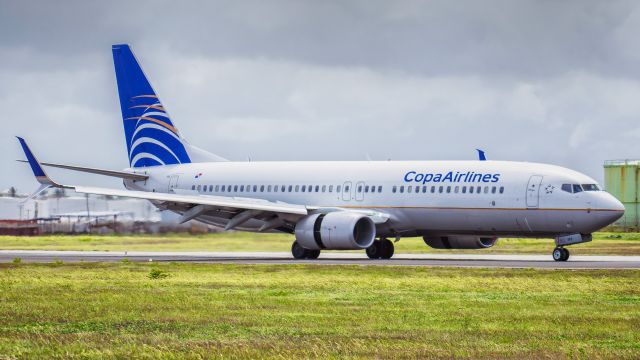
[1,0,640,192]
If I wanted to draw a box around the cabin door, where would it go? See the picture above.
[526,175,543,208]
[168,175,180,193]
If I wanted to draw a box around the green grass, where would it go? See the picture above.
[1,231,640,255]
[0,262,638,358]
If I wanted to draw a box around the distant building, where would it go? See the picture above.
[0,190,215,234]
[604,160,639,230]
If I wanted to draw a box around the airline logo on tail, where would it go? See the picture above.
[112,44,191,168]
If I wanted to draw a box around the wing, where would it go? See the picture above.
[16,137,390,232]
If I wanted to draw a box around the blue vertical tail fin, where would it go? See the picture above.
[112,44,225,167]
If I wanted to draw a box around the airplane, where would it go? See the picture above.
[16,44,625,262]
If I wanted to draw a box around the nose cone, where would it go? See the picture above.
[598,193,625,226]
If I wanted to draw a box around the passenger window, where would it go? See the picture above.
[422,186,427,193]
[407,186,412,193]
[238,185,243,192]
[228,185,232,192]
[431,186,436,193]
[233,185,237,192]
[273,185,278,192]
[454,186,459,193]
[491,186,496,194]
[191,185,196,190]
[315,185,319,192]
[392,186,397,193]
[358,185,363,193]
[301,185,306,192]
[415,186,420,193]
[322,185,326,192]
[267,185,272,192]
[462,186,466,194]
[282,185,286,192]
[499,186,505,194]
[329,185,333,193]
[477,186,481,194]
[469,186,474,194]
[439,186,443,193]
[399,186,404,193]
[337,185,341,193]
[378,186,382,193]
[288,185,293,192]
[214,185,219,192]
[484,186,489,194]
[365,185,369,193]
[345,186,350,192]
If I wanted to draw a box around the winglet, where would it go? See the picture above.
[16,137,64,192]
[476,149,487,161]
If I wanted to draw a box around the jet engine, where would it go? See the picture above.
[295,212,376,250]
[423,235,498,249]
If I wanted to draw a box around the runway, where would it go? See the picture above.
[1,250,640,269]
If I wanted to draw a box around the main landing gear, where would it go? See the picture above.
[552,247,570,262]
[291,241,320,260]
[366,238,395,259]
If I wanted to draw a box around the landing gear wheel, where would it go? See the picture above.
[292,241,307,259]
[291,241,321,260]
[380,239,395,259]
[553,247,569,262]
[366,240,383,259]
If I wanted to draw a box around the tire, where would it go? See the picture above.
[307,249,321,260]
[366,240,382,259]
[552,247,563,261]
[561,248,570,261]
[291,241,307,259]
[381,239,395,259]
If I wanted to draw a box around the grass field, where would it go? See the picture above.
[0,262,638,359]
[1,231,640,255]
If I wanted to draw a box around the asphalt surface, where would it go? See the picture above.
[1,250,639,269]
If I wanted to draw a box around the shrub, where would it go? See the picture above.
[12,257,21,264]
[148,268,169,280]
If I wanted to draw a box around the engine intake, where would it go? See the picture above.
[423,235,497,249]
[295,212,376,250]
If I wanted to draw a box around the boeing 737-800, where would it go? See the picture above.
[16,44,625,261]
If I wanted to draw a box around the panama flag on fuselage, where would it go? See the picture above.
[112,44,191,168]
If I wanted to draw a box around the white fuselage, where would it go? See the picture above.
[123,160,624,238]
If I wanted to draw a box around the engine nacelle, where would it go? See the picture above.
[423,235,498,249]
[295,212,376,250]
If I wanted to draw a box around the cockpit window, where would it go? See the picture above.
[562,183,600,193]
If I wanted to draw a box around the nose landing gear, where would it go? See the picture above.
[552,247,570,262]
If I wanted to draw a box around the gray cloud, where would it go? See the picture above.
[1,0,639,191]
